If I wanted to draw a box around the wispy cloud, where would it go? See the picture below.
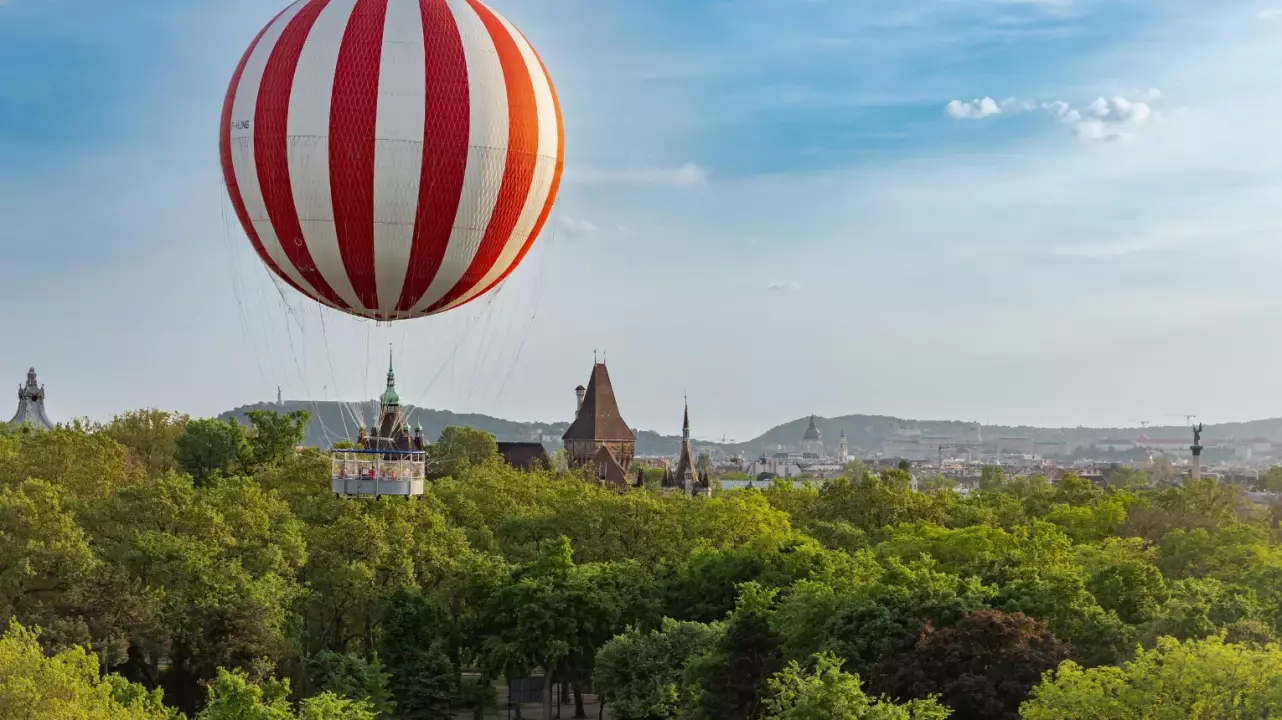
[558,214,600,237]
[766,281,801,292]
[566,162,710,188]
[946,90,1160,141]
[1258,8,1282,20]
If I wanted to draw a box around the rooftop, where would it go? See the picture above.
[563,363,635,442]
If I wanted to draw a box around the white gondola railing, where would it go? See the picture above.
[330,450,427,498]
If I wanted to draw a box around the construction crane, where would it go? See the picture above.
[937,443,972,469]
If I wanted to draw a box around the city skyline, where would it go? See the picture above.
[5,0,1282,439]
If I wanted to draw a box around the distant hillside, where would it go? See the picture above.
[218,401,1282,457]
[219,400,688,456]
[724,415,1282,455]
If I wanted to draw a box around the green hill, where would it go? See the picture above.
[219,401,1281,457]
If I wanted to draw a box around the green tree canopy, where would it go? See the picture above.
[1021,635,1282,720]
[0,620,175,720]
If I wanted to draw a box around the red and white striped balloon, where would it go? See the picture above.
[220,0,563,321]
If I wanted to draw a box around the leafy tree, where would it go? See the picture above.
[104,409,189,478]
[996,568,1131,667]
[814,474,944,534]
[176,418,251,486]
[0,620,175,720]
[1105,466,1148,490]
[684,582,785,720]
[1021,635,1282,719]
[480,537,626,719]
[197,668,374,720]
[660,538,863,624]
[1044,497,1126,544]
[1141,577,1267,644]
[0,480,98,626]
[1050,473,1100,507]
[304,650,394,718]
[763,652,951,720]
[0,424,140,499]
[876,610,1069,720]
[244,409,311,467]
[1085,560,1168,625]
[1260,466,1282,493]
[90,474,306,711]
[379,588,455,720]
[918,474,956,493]
[979,466,1007,492]
[822,560,995,676]
[594,619,724,720]
[426,426,499,480]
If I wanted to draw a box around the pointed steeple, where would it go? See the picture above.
[682,394,690,442]
[666,396,706,496]
[380,345,400,406]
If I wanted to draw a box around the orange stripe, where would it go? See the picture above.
[466,37,563,304]
[426,0,540,312]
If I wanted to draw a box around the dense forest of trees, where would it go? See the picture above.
[4,409,1282,719]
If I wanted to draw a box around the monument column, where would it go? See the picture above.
[1190,423,1204,481]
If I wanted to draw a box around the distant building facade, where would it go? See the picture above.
[9,368,54,431]
[563,363,636,490]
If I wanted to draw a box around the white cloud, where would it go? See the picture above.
[558,214,600,236]
[945,96,1002,119]
[945,96,1037,120]
[567,162,711,187]
[1258,8,1282,20]
[1034,94,1157,140]
[766,281,801,292]
[1066,95,1156,140]
[952,92,1158,139]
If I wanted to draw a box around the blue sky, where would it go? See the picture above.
[4,0,1282,440]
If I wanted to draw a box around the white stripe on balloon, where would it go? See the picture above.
[288,0,366,312]
[407,0,510,314]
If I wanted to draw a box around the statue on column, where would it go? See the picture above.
[1192,423,1203,448]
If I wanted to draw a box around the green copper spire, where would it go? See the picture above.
[379,345,400,406]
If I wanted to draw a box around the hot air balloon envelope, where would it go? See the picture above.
[220,0,564,321]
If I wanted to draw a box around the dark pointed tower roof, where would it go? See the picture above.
[9,367,54,431]
[803,415,822,442]
[563,363,635,442]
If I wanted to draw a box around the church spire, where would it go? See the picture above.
[683,394,690,442]
[380,345,399,406]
